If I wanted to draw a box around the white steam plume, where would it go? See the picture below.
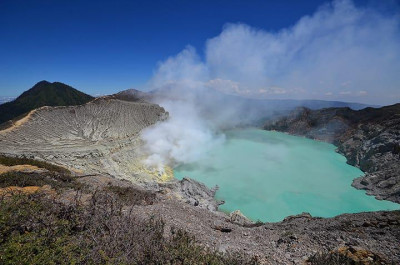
[141,98,225,168]
[141,0,400,169]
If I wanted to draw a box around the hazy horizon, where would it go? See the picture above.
[0,81,385,108]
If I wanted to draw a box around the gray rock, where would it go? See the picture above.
[179,177,221,211]
[229,210,254,226]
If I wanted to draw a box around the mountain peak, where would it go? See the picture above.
[0,81,94,125]
[36,80,51,85]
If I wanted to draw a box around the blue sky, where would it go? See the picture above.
[0,0,399,104]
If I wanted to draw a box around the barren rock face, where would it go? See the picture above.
[264,104,400,203]
[0,98,168,183]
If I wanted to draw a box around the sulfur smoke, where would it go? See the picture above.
[141,0,400,169]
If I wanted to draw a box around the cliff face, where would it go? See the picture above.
[0,98,169,183]
[264,104,400,203]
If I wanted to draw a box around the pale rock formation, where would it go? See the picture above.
[0,98,169,183]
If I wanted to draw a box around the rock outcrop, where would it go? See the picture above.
[160,177,223,211]
[264,104,400,203]
[229,210,254,226]
[140,189,400,264]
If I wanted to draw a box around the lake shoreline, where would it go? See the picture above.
[174,128,399,222]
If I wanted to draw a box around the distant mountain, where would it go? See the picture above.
[105,88,150,103]
[117,86,375,110]
[127,86,376,127]
[0,81,94,125]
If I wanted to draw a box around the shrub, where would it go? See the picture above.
[0,193,85,264]
[0,191,255,265]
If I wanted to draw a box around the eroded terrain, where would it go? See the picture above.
[0,98,170,183]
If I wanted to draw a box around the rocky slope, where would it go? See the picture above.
[75,173,400,264]
[0,97,169,183]
[263,104,400,203]
[141,197,400,264]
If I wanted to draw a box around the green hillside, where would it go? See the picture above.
[0,81,94,124]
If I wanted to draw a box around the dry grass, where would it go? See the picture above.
[0,190,256,265]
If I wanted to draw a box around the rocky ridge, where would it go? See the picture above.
[263,104,400,203]
[0,98,169,183]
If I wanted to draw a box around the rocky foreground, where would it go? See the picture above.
[81,174,400,265]
[0,159,399,265]
[264,104,400,204]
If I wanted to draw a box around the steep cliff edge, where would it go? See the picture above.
[264,104,400,203]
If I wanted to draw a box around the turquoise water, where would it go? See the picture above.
[174,128,399,222]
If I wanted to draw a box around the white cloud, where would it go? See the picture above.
[150,0,400,105]
[205,1,400,104]
[150,46,208,89]
[149,0,400,105]
[341,81,351,87]
[358,90,368,95]
[263,87,288,95]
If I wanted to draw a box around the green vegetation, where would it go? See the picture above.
[0,81,94,124]
[0,194,85,264]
